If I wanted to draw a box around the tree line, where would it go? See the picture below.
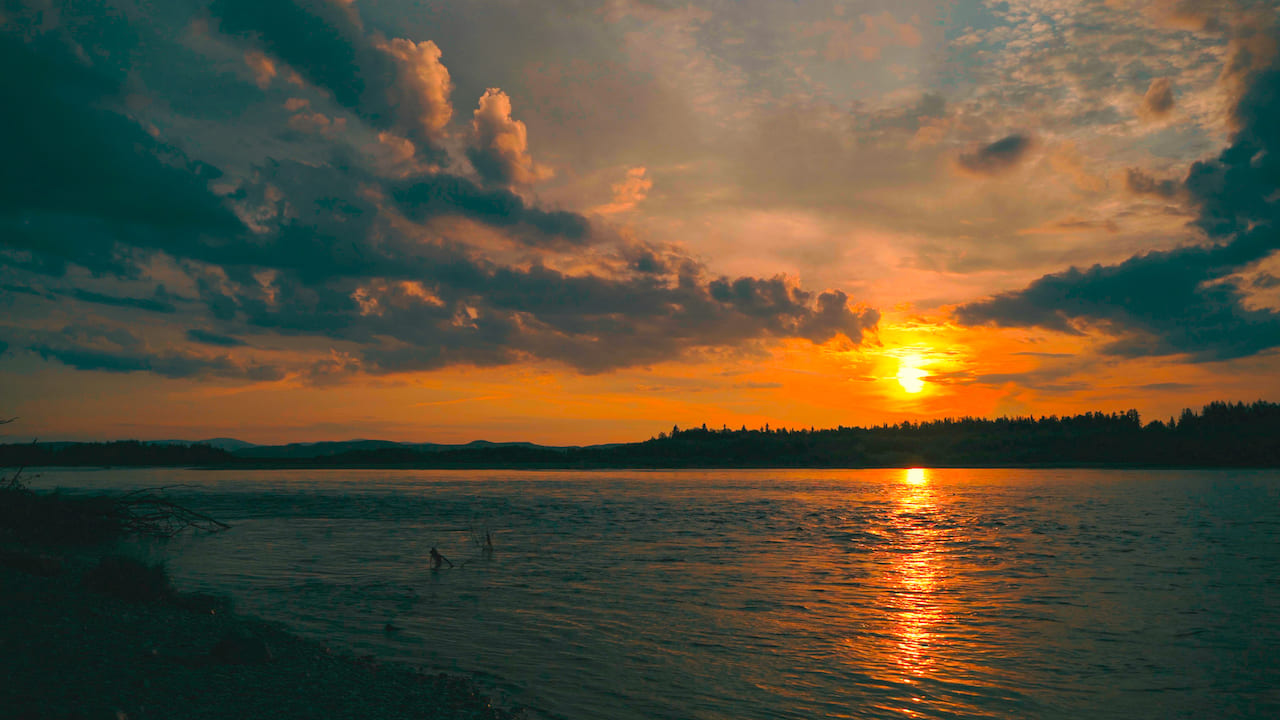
[2,400,1279,469]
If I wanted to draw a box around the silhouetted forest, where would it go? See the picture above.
[3,401,1280,469]
[0,440,235,468]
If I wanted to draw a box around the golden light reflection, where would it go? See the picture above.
[891,467,942,681]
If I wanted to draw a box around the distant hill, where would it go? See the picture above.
[233,440,415,459]
[150,438,258,452]
[230,439,562,459]
[200,438,259,451]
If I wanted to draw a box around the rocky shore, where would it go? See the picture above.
[0,547,524,720]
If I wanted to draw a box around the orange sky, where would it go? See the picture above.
[2,0,1279,444]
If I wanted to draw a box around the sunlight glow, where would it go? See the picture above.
[897,363,927,394]
[905,467,927,485]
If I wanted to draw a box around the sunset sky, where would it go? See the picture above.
[2,0,1279,444]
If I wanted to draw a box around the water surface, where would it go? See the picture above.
[52,468,1280,719]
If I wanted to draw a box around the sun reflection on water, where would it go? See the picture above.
[891,467,943,685]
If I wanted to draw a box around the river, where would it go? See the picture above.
[48,467,1280,719]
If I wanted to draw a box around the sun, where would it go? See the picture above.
[897,362,927,394]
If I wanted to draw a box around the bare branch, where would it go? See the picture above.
[111,493,231,538]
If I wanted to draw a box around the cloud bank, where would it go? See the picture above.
[957,43,1280,361]
[0,0,878,381]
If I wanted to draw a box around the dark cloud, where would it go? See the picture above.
[706,279,875,344]
[390,173,590,244]
[629,247,668,275]
[1186,66,1280,238]
[0,16,244,276]
[1138,382,1195,392]
[954,242,1280,360]
[1125,168,1181,198]
[6,139,867,376]
[71,286,177,314]
[210,0,453,159]
[916,92,946,119]
[956,54,1280,361]
[32,342,279,379]
[210,0,370,107]
[186,329,247,347]
[29,326,282,380]
[1139,78,1176,120]
[2,284,56,301]
[956,134,1032,175]
[186,246,879,374]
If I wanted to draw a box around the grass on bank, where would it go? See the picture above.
[0,463,228,605]
[1,465,229,546]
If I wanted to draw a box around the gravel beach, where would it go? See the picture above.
[0,547,525,720]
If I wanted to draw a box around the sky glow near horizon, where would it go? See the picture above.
[2,0,1280,444]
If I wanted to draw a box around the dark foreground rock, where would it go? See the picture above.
[0,549,523,720]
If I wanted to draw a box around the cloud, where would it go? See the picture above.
[187,329,247,347]
[390,172,590,245]
[806,11,923,62]
[71,287,177,314]
[341,267,881,374]
[1138,382,1195,392]
[286,108,347,136]
[375,37,454,148]
[956,49,1280,362]
[210,0,370,110]
[0,19,244,276]
[25,325,281,380]
[211,0,453,157]
[1124,168,1181,198]
[954,242,1280,360]
[2,0,885,383]
[172,226,879,374]
[1137,0,1229,32]
[592,167,652,215]
[466,88,549,188]
[1139,77,1176,120]
[32,343,280,380]
[244,50,277,89]
[956,134,1033,176]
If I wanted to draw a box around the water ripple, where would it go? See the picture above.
[57,467,1280,720]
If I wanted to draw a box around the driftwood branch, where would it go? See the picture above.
[2,465,30,491]
[111,489,231,538]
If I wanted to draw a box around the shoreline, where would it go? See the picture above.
[0,546,525,720]
[23,461,1280,472]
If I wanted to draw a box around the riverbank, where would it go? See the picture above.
[0,546,524,720]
